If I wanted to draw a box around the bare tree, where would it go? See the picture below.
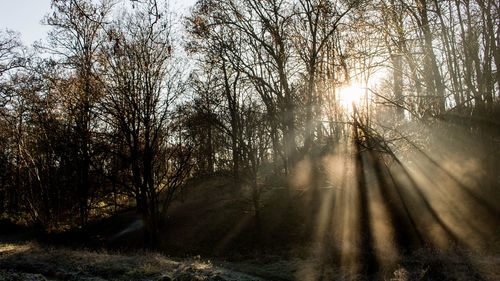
[100,0,191,244]
[44,0,113,227]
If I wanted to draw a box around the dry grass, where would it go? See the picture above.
[0,242,264,281]
[1,241,499,281]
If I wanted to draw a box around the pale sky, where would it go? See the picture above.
[0,0,196,46]
[0,0,52,45]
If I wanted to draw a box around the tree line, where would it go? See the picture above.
[0,0,498,244]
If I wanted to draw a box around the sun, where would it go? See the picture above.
[338,83,366,111]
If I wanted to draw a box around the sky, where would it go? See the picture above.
[0,0,196,46]
[0,0,52,45]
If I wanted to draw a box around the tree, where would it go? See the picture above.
[293,0,357,150]
[100,0,191,244]
[44,0,113,227]
[0,30,24,216]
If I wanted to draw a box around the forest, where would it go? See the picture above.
[0,0,499,280]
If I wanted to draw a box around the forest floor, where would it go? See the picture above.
[1,240,500,281]
[0,241,291,281]
[1,174,499,281]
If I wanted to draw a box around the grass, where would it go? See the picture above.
[1,239,499,280]
[0,241,266,281]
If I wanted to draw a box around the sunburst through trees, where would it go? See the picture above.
[0,0,499,280]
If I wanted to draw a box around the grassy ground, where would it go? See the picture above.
[0,241,269,281]
[1,241,499,281]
